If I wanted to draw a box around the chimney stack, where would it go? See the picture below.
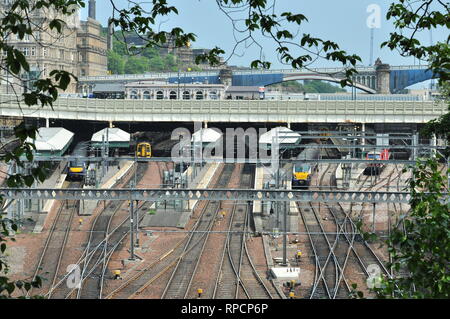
[88,0,96,20]
[107,18,114,50]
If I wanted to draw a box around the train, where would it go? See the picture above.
[363,149,390,176]
[67,142,89,180]
[136,141,152,158]
[292,145,320,189]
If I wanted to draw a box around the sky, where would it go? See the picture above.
[80,1,447,88]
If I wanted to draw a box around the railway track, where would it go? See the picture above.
[28,181,82,297]
[298,201,338,299]
[213,164,275,299]
[46,162,148,299]
[105,164,233,299]
[301,161,391,299]
[161,164,235,299]
[324,164,391,298]
[297,161,337,298]
[74,162,149,299]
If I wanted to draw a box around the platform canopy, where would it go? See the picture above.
[259,127,301,150]
[26,127,74,157]
[91,127,130,148]
[191,128,222,144]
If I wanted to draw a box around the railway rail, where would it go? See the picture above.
[45,162,148,299]
[75,162,149,299]
[161,164,235,299]
[27,181,82,297]
[326,164,391,298]
[104,164,232,299]
[213,164,275,299]
[300,160,393,299]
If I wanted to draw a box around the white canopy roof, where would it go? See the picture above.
[259,127,301,145]
[27,127,74,151]
[191,128,222,143]
[91,128,130,142]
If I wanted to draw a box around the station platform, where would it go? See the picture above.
[32,160,134,233]
[140,162,220,229]
[335,160,366,189]
[79,160,134,216]
[32,162,67,233]
[252,164,298,234]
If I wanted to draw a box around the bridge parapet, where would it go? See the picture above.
[0,94,446,124]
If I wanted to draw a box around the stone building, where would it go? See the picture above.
[77,17,108,77]
[124,81,226,100]
[0,0,107,94]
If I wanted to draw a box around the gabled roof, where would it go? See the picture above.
[28,127,74,151]
[91,128,130,142]
[259,127,301,145]
[191,128,222,143]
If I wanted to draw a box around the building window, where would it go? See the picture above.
[183,91,190,100]
[21,47,29,56]
[80,69,86,76]
[196,91,204,100]
[59,49,64,60]
[31,47,35,56]
[143,91,151,99]
[42,47,48,57]
[210,91,218,100]
[169,91,177,100]
[156,91,164,100]
[130,90,138,99]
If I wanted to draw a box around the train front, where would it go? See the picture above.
[68,159,86,180]
[363,149,389,176]
[292,164,312,188]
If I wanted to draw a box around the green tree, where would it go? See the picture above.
[0,0,448,299]
[124,56,150,74]
[352,158,449,299]
[304,80,346,93]
[142,47,159,60]
[107,50,125,74]
[377,158,449,298]
[163,54,178,72]
[382,0,450,142]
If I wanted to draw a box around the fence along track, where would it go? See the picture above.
[27,181,82,297]
[161,164,235,299]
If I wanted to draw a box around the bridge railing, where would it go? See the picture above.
[0,94,446,123]
[77,65,430,83]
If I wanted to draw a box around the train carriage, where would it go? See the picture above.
[292,146,320,189]
[363,149,390,176]
[67,142,89,180]
[136,142,152,158]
